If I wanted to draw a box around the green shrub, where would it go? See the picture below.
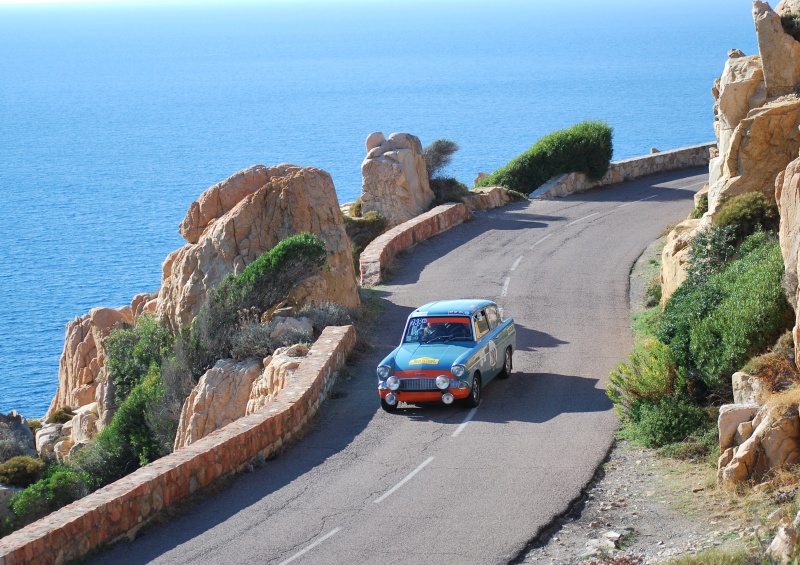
[194,233,327,361]
[0,456,44,487]
[658,232,793,396]
[72,370,165,488]
[689,193,708,220]
[343,211,387,266]
[626,396,710,448]
[506,189,528,202]
[685,225,736,286]
[782,13,800,42]
[430,177,471,206]
[607,339,679,418]
[105,313,174,404]
[27,420,41,435]
[349,198,362,218]
[423,139,459,178]
[714,192,779,244]
[45,407,75,425]
[644,274,662,308]
[476,121,613,194]
[9,463,89,527]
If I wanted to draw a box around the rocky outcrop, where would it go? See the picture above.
[718,403,800,486]
[777,0,800,16]
[157,164,360,331]
[755,1,800,99]
[660,218,702,305]
[360,132,434,228]
[35,423,63,458]
[777,159,800,367]
[0,411,35,455]
[463,186,515,210]
[709,95,800,214]
[246,344,308,415]
[45,306,133,421]
[173,358,262,449]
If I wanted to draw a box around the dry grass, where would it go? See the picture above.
[763,386,800,419]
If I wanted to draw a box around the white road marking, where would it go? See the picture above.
[452,407,479,438]
[618,195,656,208]
[501,276,511,297]
[530,233,553,249]
[566,213,598,227]
[510,256,523,271]
[278,528,341,565]
[374,457,434,504]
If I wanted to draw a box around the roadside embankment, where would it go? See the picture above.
[0,325,356,565]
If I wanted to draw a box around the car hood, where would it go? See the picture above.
[394,342,473,371]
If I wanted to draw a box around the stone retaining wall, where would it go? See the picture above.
[0,325,357,565]
[531,142,716,199]
[359,203,473,286]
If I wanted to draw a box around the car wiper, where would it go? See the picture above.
[424,336,450,343]
[449,337,473,341]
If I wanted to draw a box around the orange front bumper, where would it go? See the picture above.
[378,387,470,403]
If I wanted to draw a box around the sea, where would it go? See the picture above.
[0,0,759,418]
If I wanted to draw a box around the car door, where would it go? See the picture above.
[472,310,493,379]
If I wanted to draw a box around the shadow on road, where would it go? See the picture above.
[513,323,568,352]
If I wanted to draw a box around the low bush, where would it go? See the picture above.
[343,211,387,266]
[9,463,89,528]
[45,407,75,425]
[607,339,679,419]
[105,313,174,404]
[689,193,708,220]
[644,274,662,308]
[27,420,41,434]
[0,455,44,487]
[349,198,362,218]
[782,13,800,42]
[658,232,793,397]
[476,121,613,194]
[626,396,710,448]
[714,192,779,244]
[506,189,528,202]
[685,225,736,286]
[423,139,459,178]
[656,424,719,463]
[298,301,354,335]
[230,322,276,359]
[194,233,327,361]
[430,177,471,206]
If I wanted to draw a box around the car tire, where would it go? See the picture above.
[498,347,512,379]
[464,373,481,408]
[381,398,398,413]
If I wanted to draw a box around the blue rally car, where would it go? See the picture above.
[377,299,516,412]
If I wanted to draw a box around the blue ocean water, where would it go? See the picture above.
[0,0,757,417]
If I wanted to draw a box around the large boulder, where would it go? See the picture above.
[45,306,133,421]
[246,344,309,415]
[777,0,800,16]
[660,218,702,305]
[173,358,262,449]
[754,1,800,99]
[712,54,765,168]
[157,164,360,331]
[360,132,434,228]
[777,159,800,367]
[0,411,35,454]
[708,95,800,215]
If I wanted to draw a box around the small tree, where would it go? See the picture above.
[423,139,459,179]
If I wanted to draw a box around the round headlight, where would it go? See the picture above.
[377,365,391,379]
[435,375,450,390]
[451,364,466,378]
[386,376,401,391]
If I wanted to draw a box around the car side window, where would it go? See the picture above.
[473,311,490,340]
[486,306,499,329]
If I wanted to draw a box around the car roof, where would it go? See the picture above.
[409,299,495,318]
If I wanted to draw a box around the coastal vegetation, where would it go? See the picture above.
[1,232,342,535]
[609,197,794,452]
[476,121,614,194]
[422,138,471,206]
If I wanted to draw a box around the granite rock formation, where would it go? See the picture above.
[157,164,360,331]
[360,132,434,228]
[246,344,308,415]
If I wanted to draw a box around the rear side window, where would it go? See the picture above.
[473,311,490,339]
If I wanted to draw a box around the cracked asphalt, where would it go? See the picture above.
[90,169,704,565]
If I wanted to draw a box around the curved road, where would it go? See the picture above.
[93,168,705,565]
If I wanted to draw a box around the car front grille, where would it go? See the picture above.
[399,378,440,391]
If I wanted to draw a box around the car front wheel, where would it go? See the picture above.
[381,398,398,413]
[465,373,481,407]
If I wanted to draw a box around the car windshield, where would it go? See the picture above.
[403,316,473,343]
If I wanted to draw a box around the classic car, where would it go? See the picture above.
[377,299,516,412]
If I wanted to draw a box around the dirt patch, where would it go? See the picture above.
[519,439,752,563]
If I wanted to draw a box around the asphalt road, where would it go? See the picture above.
[92,168,705,565]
